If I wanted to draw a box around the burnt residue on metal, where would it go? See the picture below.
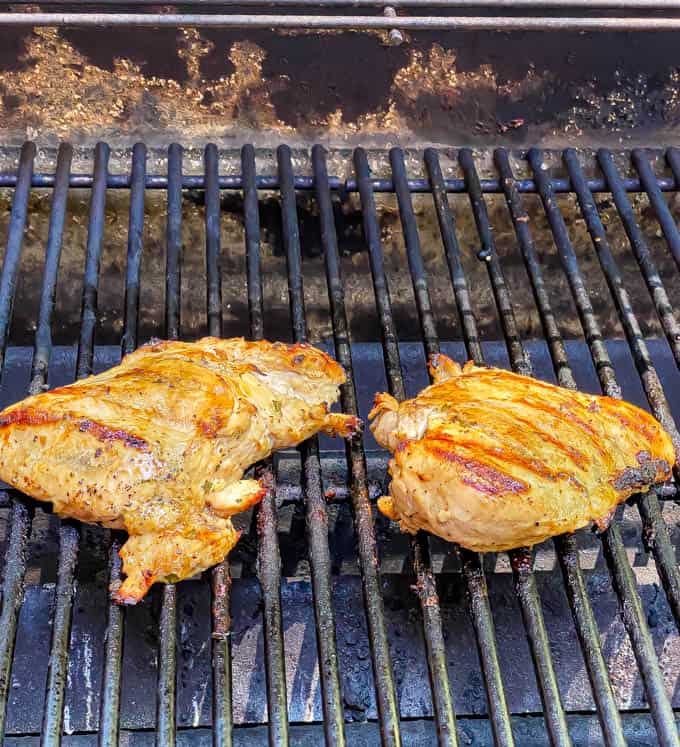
[4,28,680,145]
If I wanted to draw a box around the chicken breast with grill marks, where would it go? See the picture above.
[0,337,359,603]
[369,354,674,551]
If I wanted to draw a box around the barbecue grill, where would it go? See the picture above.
[0,139,679,747]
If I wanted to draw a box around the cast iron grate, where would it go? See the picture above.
[0,142,678,746]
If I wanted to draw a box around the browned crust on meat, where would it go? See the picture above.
[426,439,529,496]
[77,419,149,451]
[0,408,150,451]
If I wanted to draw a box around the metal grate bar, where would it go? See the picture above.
[0,141,36,740]
[37,143,78,747]
[277,144,346,745]
[77,143,110,381]
[0,142,35,368]
[493,147,626,747]
[121,143,146,357]
[424,148,515,747]
[564,149,680,629]
[156,143,182,747]
[30,143,72,396]
[0,500,32,738]
[42,527,80,745]
[73,140,111,744]
[458,147,572,747]
[206,144,223,340]
[596,150,680,370]
[665,148,680,221]
[424,151,484,365]
[11,0,680,8]
[528,150,621,398]
[390,150,439,354]
[313,144,402,747]
[6,11,680,31]
[565,149,680,453]
[157,583,177,746]
[528,147,679,747]
[632,149,680,273]
[600,526,680,747]
[1,170,678,196]
[243,145,265,344]
[49,139,108,743]
[354,146,458,747]
[553,533,627,747]
[100,142,147,747]
[492,150,575,389]
[165,142,183,343]
[1,142,680,743]
[204,144,234,747]
[99,539,124,747]
[242,144,290,746]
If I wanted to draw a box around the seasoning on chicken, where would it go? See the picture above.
[0,337,359,603]
[369,354,674,552]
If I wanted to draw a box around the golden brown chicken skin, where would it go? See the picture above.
[370,354,674,552]
[0,337,359,603]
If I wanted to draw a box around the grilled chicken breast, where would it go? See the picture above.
[0,337,359,603]
[370,354,674,551]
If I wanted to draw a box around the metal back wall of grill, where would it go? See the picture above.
[5,15,680,148]
[0,144,679,746]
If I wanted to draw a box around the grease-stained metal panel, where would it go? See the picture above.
[3,27,680,145]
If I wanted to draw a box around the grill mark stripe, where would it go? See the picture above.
[474,397,609,459]
[467,410,591,469]
[446,437,572,482]
[426,442,529,496]
[439,401,594,468]
[0,408,149,451]
[424,372,610,459]
[426,434,588,496]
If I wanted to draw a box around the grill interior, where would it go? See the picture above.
[0,143,679,746]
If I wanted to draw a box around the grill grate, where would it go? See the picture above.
[0,143,678,746]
